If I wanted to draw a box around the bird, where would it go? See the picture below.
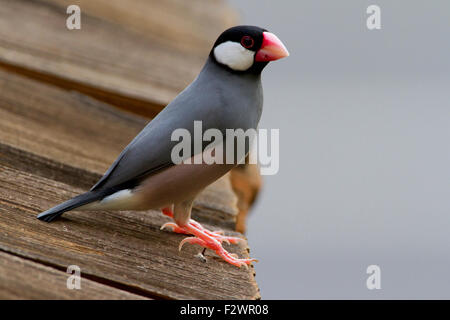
[37,25,289,268]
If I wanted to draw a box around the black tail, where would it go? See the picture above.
[37,191,105,222]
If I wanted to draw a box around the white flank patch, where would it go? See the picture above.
[101,189,134,204]
[78,189,137,211]
[213,41,255,71]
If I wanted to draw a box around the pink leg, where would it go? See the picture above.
[160,207,258,268]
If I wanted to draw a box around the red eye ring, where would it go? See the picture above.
[240,36,254,49]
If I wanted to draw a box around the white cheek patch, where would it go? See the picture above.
[213,41,255,71]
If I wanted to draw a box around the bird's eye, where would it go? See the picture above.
[240,36,254,49]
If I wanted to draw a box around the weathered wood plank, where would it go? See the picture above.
[0,67,258,299]
[0,0,260,300]
[0,0,257,230]
[0,164,259,300]
[44,0,237,56]
[0,251,147,300]
[0,0,237,117]
[0,69,238,228]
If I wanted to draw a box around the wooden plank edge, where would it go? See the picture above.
[0,142,237,230]
[0,61,163,118]
[0,63,260,233]
[0,249,149,299]
[0,163,259,299]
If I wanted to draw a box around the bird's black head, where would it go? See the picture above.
[210,25,289,74]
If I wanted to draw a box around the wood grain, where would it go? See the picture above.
[0,251,147,300]
[0,70,258,299]
[44,0,238,56]
[0,164,259,300]
[0,69,238,228]
[0,0,261,299]
[0,0,237,117]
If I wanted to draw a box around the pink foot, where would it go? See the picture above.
[160,221,243,245]
[160,208,258,268]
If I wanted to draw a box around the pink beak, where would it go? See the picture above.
[255,32,289,62]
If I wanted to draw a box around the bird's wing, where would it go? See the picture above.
[91,81,224,191]
[91,59,262,192]
[90,113,176,191]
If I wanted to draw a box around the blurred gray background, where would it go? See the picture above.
[228,0,450,299]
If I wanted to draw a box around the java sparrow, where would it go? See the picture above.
[37,25,289,268]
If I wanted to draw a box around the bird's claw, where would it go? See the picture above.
[178,235,257,268]
[162,213,257,268]
[162,220,244,245]
[160,222,189,234]
[160,222,174,231]
[178,236,206,251]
